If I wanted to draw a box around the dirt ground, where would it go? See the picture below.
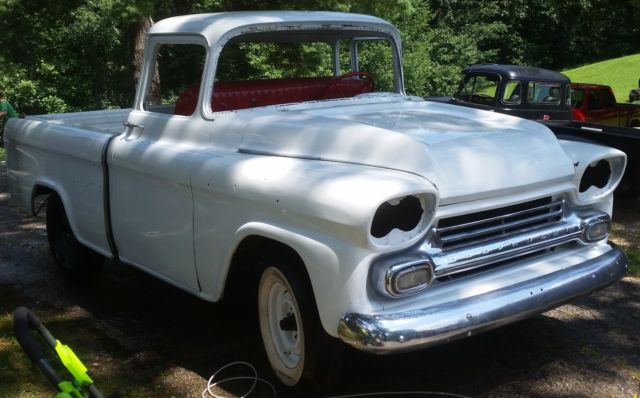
[1,161,639,398]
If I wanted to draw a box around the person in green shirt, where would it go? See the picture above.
[0,91,17,120]
[0,91,17,145]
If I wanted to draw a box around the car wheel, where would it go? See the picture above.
[258,262,343,387]
[46,194,102,276]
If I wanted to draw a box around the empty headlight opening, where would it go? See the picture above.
[371,195,423,238]
[579,159,611,193]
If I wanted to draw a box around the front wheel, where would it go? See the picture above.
[258,263,343,387]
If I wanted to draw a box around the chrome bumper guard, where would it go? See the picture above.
[338,245,627,353]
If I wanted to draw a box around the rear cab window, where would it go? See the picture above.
[527,81,561,105]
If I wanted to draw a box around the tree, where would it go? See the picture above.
[0,0,637,114]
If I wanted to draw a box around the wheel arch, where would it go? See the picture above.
[31,183,57,216]
[30,180,111,258]
[224,235,311,301]
[220,225,343,336]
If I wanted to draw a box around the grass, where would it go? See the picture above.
[562,53,640,103]
[0,283,171,398]
[0,146,5,162]
[0,311,51,398]
[624,246,640,277]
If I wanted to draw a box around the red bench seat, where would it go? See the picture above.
[174,74,374,115]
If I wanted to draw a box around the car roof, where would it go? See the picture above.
[149,11,399,44]
[464,64,570,83]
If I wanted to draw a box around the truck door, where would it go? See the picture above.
[598,88,619,126]
[107,38,208,292]
[586,89,607,123]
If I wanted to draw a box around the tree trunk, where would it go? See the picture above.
[131,15,160,105]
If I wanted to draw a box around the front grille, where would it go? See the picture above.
[435,197,564,251]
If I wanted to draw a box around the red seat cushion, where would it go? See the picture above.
[174,75,373,115]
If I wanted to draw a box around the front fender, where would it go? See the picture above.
[558,139,626,211]
[228,222,369,336]
[191,155,438,335]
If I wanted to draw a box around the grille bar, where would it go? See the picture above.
[435,197,564,251]
[432,222,582,277]
[439,206,563,245]
[437,200,564,234]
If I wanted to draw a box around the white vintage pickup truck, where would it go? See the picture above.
[5,11,629,387]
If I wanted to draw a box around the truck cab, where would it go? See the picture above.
[447,64,572,121]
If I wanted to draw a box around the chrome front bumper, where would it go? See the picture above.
[338,245,627,353]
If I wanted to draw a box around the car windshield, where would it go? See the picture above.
[454,74,499,106]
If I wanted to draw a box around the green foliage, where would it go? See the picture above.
[217,42,334,81]
[0,0,637,114]
[624,246,640,277]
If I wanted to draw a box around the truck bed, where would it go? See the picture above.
[27,108,131,134]
[5,108,130,258]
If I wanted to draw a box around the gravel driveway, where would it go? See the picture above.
[1,161,639,398]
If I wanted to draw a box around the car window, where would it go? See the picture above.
[144,43,207,116]
[527,81,561,104]
[599,88,616,107]
[571,88,585,107]
[208,34,397,112]
[455,74,499,106]
[217,42,333,81]
[349,39,395,93]
[502,80,521,104]
[588,90,602,111]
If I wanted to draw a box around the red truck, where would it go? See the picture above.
[571,83,640,128]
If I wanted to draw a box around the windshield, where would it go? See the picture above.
[204,30,401,112]
[454,73,499,106]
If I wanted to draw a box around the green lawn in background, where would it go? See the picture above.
[0,147,5,162]
[562,53,640,103]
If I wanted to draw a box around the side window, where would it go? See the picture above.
[502,80,521,104]
[528,81,561,104]
[599,88,616,107]
[588,90,602,111]
[350,39,395,93]
[144,43,207,116]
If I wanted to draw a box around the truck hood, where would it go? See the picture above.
[239,97,576,203]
